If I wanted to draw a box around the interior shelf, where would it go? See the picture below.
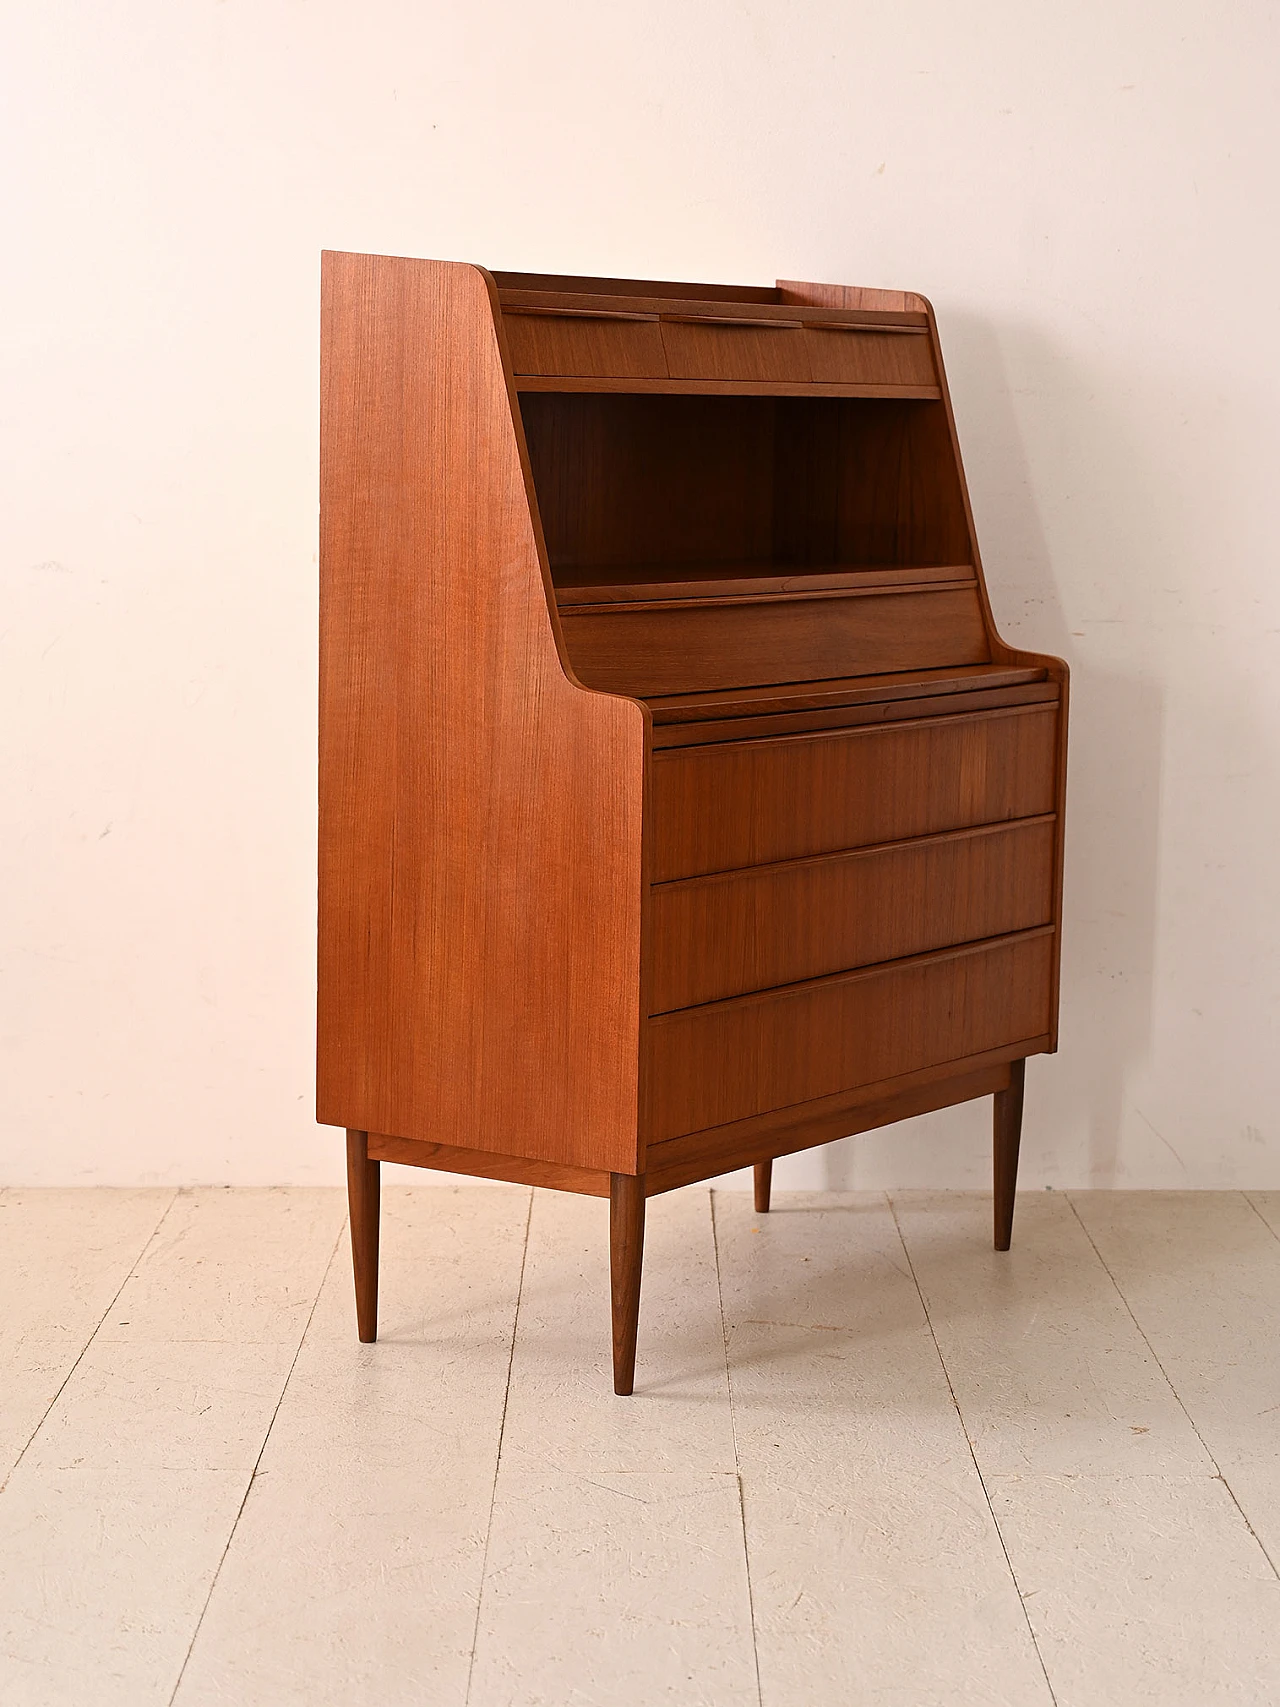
[515,375,942,399]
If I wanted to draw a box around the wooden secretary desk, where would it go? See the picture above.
[317,252,1068,1394]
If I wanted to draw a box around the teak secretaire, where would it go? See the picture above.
[317,252,1068,1393]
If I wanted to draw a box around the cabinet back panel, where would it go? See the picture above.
[522,393,775,568]
[772,397,971,567]
[652,704,1059,879]
[648,930,1055,1141]
[650,817,1057,1011]
[560,585,988,696]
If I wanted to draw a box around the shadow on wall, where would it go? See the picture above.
[820,311,1165,1190]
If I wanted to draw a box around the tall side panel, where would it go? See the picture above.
[317,253,645,1172]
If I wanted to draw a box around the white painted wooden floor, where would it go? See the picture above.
[2,1186,1279,1705]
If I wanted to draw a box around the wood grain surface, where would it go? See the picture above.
[521,393,970,573]
[651,704,1060,880]
[650,817,1056,1011]
[647,930,1054,1142]
[317,253,646,1172]
[505,311,666,379]
[367,1133,611,1196]
[560,585,989,696]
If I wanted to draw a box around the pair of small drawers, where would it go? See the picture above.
[646,704,1059,1141]
[504,307,937,390]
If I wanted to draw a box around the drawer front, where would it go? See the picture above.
[650,817,1056,1012]
[504,311,667,379]
[648,930,1053,1142]
[660,319,811,382]
[803,326,936,387]
[652,704,1059,880]
[560,586,987,697]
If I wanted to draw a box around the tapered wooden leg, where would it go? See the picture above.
[993,1058,1026,1252]
[346,1128,380,1342]
[610,1173,645,1396]
[754,1159,773,1213]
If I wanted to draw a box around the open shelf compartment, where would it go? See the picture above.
[520,390,991,699]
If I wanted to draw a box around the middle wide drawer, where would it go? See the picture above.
[649,815,1055,1012]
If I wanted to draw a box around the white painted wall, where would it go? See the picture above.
[3,1,1278,1188]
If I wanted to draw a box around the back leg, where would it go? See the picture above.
[754,1159,773,1213]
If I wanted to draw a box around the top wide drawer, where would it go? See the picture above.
[505,311,667,379]
[651,703,1059,881]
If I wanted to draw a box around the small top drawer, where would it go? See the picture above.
[803,324,937,388]
[660,316,811,382]
[504,309,667,379]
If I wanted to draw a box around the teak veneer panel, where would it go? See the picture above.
[777,280,931,315]
[368,1134,612,1196]
[651,703,1060,880]
[802,325,936,388]
[561,586,989,697]
[647,930,1054,1142]
[650,817,1057,1011]
[504,310,667,379]
[317,254,645,1173]
[660,318,811,382]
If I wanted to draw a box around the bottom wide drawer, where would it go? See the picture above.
[647,929,1054,1142]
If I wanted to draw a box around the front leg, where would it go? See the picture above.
[609,1174,646,1395]
[993,1059,1027,1251]
[346,1129,381,1340]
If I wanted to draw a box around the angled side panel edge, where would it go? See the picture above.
[317,252,645,1171]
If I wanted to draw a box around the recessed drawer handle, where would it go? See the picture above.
[506,307,659,322]
[661,315,804,330]
[806,321,928,335]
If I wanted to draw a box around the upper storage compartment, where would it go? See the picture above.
[521,392,972,577]
[519,390,987,696]
[504,273,990,701]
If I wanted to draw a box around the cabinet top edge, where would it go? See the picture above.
[317,254,928,316]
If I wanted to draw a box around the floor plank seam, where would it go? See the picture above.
[886,1191,1061,1707]
[1244,1193,1280,1245]
[1065,1192,1280,1582]
[463,1186,535,1707]
[164,1215,349,1706]
[710,1189,765,1707]
[0,1186,180,1497]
